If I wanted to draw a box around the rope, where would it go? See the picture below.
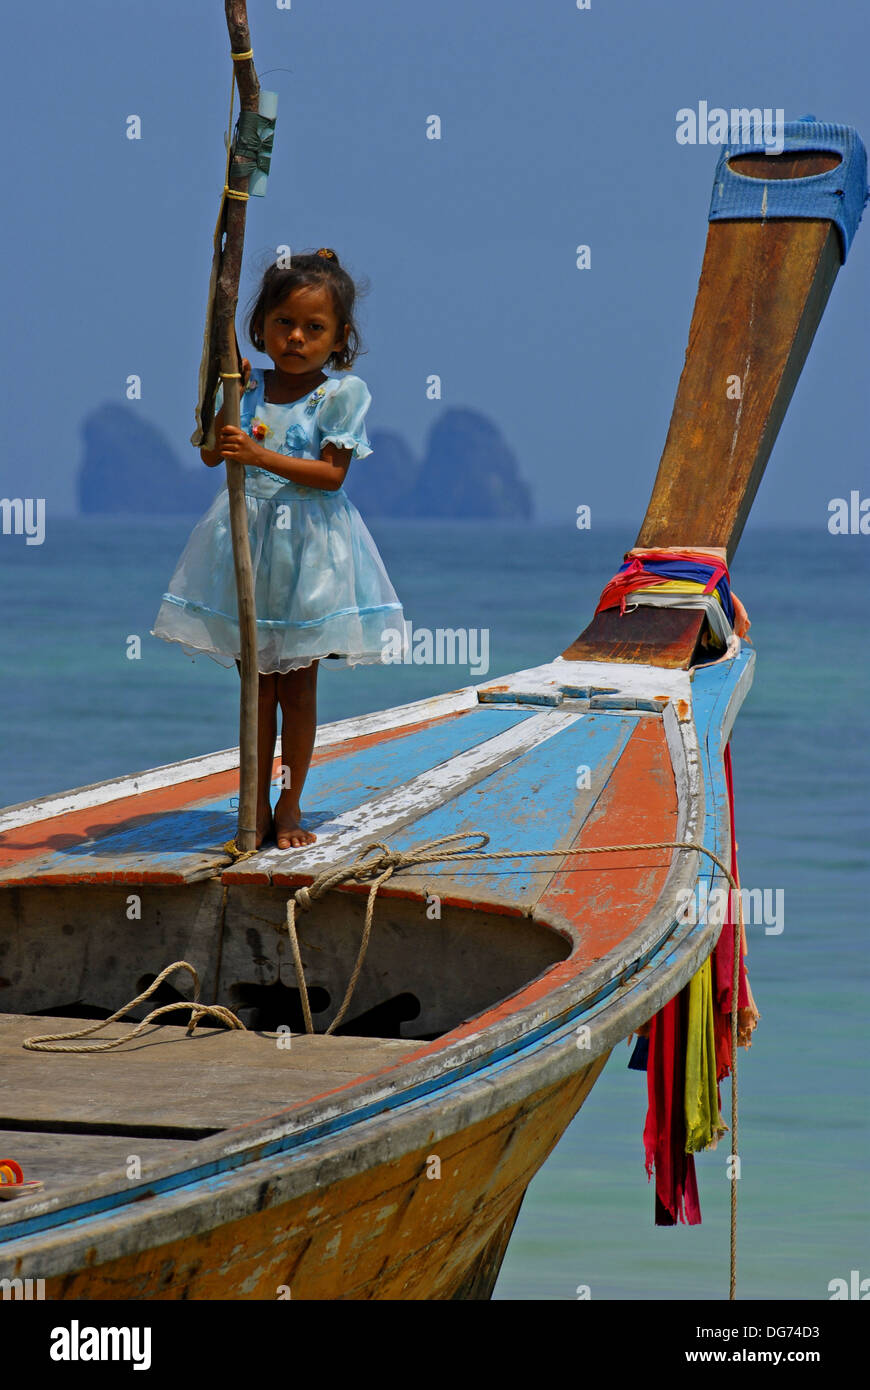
[277,829,744,1295]
[221,838,260,863]
[730,849,741,1301]
[22,962,246,1054]
[281,833,487,1034]
[211,52,250,246]
[279,832,742,1030]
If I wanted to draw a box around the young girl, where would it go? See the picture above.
[152,248,405,850]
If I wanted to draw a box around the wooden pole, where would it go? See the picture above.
[215,1,261,851]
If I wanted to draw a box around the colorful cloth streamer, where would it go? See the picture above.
[627,1035,650,1071]
[596,549,735,624]
[643,986,701,1225]
[621,580,734,647]
[712,743,761,1075]
[642,741,759,1225]
[685,955,727,1152]
[594,548,752,646]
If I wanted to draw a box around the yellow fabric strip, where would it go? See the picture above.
[631,578,724,607]
[685,956,727,1153]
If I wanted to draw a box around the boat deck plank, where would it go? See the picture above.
[0,1015,412,1135]
[1,1131,192,1190]
[229,707,585,888]
[0,708,529,888]
[323,711,638,912]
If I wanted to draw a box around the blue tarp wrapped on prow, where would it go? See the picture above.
[708,117,868,262]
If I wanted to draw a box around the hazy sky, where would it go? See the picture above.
[3,0,868,529]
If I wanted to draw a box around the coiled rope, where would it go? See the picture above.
[22,962,245,1054]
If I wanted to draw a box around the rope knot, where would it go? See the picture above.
[354,840,392,865]
[294,885,313,911]
[376,851,403,871]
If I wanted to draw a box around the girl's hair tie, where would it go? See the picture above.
[316,247,337,260]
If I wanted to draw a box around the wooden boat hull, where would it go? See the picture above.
[0,646,751,1298]
[14,1063,606,1301]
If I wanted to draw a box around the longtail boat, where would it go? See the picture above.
[0,119,865,1299]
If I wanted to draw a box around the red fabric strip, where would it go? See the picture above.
[712,741,750,1080]
[643,985,702,1225]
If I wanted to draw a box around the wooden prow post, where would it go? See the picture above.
[639,152,842,559]
[564,149,848,669]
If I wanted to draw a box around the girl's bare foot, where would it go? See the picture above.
[274,793,317,849]
[256,806,275,849]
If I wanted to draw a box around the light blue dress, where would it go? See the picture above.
[151,369,404,673]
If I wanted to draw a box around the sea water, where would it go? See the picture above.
[0,519,866,1300]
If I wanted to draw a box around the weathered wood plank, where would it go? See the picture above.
[449,1193,525,1300]
[0,708,529,887]
[0,782,241,884]
[230,708,584,886]
[0,694,476,834]
[0,1132,191,1189]
[562,608,708,671]
[26,1060,608,1300]
[0,1016,411,1133]
[375,712,636,912]
[534,717,678,967]
[637,218,840,556]
[478,656,693,705]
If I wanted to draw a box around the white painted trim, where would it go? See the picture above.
[476,655,694,704]
[0,686,478,834]
[0,749,242,834]
[714,650,755,751]
[243,708,585,875]
[316,686,478,749]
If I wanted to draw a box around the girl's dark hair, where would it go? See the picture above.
[245,248,367,371]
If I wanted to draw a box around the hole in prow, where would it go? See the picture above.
[727,150,842,181]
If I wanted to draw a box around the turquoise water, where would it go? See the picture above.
[1,519,867,1299]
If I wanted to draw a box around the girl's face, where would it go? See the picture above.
[260,285,348,373]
